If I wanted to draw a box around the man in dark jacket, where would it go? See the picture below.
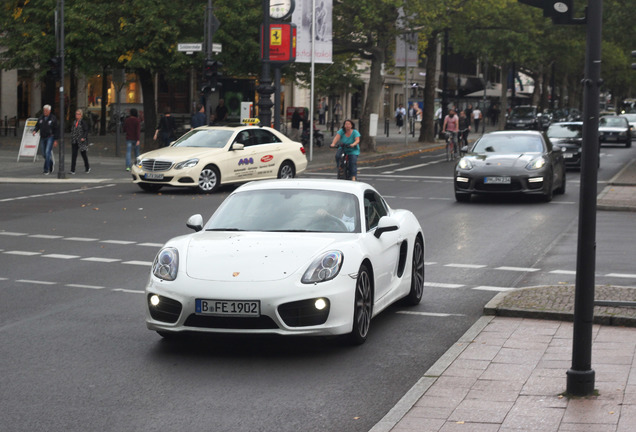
[190,103,207,130]
[124,108,142,171]
[33,104,59,175]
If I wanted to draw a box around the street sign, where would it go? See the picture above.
[178,43,203,53]
[212,43,222,53]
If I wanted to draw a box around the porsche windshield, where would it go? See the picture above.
[171,129,234,148]
[206,189,361,233]
[472,134,544,154]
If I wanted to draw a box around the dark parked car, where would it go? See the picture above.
[454,131,566,202]
[546,122,587,169]
[599,115,632,147]
[505,106,549,131]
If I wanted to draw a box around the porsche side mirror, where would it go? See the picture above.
[374,216,399,238]
[187,214,204,232]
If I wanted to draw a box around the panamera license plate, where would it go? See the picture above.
[144,173,164,180]
[484,176,511,184]
[195,299,260,317]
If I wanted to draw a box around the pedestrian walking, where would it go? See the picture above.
[69,109,90,174]
[190,103,206,130]
[290,108,302,142]
[395,104,406,134]
[154,107,175,148]
[33,104,59,175]
[434,106,443,138]
[124,108,142,171]
[472,107,482,133]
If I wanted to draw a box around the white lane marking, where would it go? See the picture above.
[100,240,136,245]
[495,266,541,272]
[138,243,163,248]
[473,286,516,292]
[64,237,99,242]
[66,284,104,290]
[445,263,487,269]
[382,158,447,174]
[81,257,122,263]
[425,282,465,289]
[16,279,57,285]
[0,184,116,202]
[550,270,576,275]
[4,250,42,256]
[42,254,80,259]
[29,234,63,239]
[605,273,636,279]
[424,262,437,265]
[0,232,28,236]
[112,288,144,294]
[0,277,8,281]
[123,261,153,266]
[397,311,465,317]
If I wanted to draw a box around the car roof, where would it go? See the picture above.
[549,121,583,126]
[485,130,544,136]
[234,179,376,195]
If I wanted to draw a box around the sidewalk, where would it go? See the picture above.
[3,126,636,432]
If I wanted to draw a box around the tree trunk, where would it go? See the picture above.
[100,68,107,136]
[420,32,438,143]
[360,47,386,153]
[137,68,157,148]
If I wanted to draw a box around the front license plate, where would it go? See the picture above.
[563,153,574,158]
[484,176,511,184]
[195,299,260,317]
[145,173,164,180]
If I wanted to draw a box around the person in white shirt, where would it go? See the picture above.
[395,104,406,134]
[472,108,483,133]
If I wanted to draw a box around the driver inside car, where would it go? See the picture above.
[316,197,356,232]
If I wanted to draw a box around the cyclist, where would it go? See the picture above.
[330,119,361,181]
[458,110,471,150]
[443,108,459,158]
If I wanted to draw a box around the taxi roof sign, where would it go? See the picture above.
[242,118,261,125]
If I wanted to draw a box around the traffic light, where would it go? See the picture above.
[203,59,223,87]
[518,0,574,24]
[47,56,61,81]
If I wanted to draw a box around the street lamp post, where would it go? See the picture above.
[257,0,274,127]
[56,0,66,179]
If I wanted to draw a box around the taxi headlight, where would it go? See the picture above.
[174,158,199,169]
[301,251,343,284]
[152,247,179,281]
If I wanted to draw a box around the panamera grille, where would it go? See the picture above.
[142,159,173,172]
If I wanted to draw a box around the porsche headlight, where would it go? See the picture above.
[301,251,343,284]
[174,158,199,170]
[526,157,547,170]
[152,247,179,281]
[457,158,473,170]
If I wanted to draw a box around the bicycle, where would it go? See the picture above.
[336,143,351,180]
[444,131,460,162]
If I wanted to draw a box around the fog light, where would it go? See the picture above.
[528,177,544,183]
[314,298,327,310]
[150,294,160,307]
[456,176,469,183]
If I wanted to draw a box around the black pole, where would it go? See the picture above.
[441,29,449,125]
[257,0,274,127]
[274,65,281,131]
[567,0,602,397]
[57,0,66,179]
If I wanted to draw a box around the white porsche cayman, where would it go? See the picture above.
[131,125,307,193]
[145,179,425,344]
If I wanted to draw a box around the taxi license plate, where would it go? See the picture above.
[145,173,164,180]
[195,299,260,317]
[484,176,511,184]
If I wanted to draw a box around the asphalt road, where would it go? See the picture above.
[1,143,634,432]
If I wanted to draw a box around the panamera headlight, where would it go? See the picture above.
[526,157,547,170]
[301,251,343,284]
[174,158,199,169]
[152,247,179,281]
[457,158,473,170]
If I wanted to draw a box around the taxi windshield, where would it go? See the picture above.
[172,129,234,148]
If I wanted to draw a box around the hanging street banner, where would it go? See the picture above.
[292,0,332,63]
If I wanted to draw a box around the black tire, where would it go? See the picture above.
[543,175,554,202]
[347,264,373,345]
[138,183,163,193]
[197,165,220,193]
[404,237,424,305]
[626,140,632,148]
[455,190,471,202]
[555,170,566,195]
[277,161,295,179]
